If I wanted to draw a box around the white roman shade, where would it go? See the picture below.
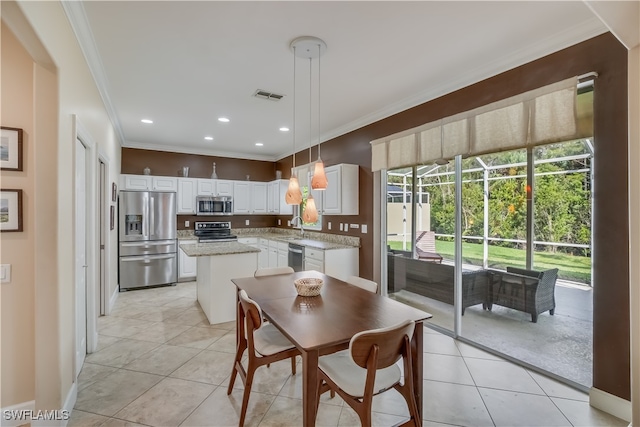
[371,77,584,171]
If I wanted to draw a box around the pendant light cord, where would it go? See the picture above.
[292,46,296,171]
[317,42,321,160]
[309,56,312,166]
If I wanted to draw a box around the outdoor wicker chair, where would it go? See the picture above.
[489,267,559,323]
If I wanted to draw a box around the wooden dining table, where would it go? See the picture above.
[231,270,432,426]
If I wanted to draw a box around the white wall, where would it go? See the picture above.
[1,0,122,410]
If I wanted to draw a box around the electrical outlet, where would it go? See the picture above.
[288,220,291,227]
[278,219,281,225]
[328,222,332,230]
[350,224,359,229]
[245,219,250,225]
[185,220,190,228]
[1,264,11,284]
[362,224,368,233]
[339,223,343,231]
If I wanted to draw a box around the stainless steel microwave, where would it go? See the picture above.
[196,196,233,216]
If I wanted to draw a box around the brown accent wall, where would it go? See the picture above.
[177,214,277,230]
[122,33,630,400]
[121,148,278,182]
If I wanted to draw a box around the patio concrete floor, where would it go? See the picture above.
[389,282,593,389]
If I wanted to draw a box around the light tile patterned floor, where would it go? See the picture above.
[71,282,626,427]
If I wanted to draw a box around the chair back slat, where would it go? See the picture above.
[254,266,294,277]
[238,289,263,330]
[346,276,378,293]
[349,320,415,369]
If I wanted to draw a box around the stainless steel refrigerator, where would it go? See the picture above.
[118,191,177,290]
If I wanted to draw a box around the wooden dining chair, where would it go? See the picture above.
[228,290,300,426]
[345,276,378,293]
[254,266,294,277]
[316,319,421,427]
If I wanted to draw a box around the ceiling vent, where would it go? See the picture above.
[253,89,285,101]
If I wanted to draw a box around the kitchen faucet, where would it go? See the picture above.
[291,215,305,237]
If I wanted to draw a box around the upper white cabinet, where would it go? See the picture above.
[121,175,177,192]
[121,174,152,191]
[323,164,359,215]
[152,176,177,192]
[177,178,197,214]
[233,181,251,214]
[251,182,268,214]
[267,180,293,215]
[216,180,234,196]
[197,179,216,195]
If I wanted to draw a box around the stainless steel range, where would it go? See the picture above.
[194,221,237,242]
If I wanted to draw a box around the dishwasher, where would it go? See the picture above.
[288,243,304,272]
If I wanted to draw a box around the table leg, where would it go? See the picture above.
[413,321,424,421]
[302,349,319,427]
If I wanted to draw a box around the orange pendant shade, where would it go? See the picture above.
[302,194,318,223]
[285,175,303,205]
[311,159,328,190]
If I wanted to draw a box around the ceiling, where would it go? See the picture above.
[72,1,611,162]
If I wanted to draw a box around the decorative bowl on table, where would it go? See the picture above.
[294,277,324,297]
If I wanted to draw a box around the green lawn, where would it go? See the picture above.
[388,240,591,284]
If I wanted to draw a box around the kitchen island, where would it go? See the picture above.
[180,241,260,324]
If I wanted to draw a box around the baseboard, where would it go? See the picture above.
[589,387,631,422]
[108,285,119,314]
[28,382,76,427]
[1,400,35,427]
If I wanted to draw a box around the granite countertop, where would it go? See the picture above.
[177,228,360,251]
[179,241,260,257]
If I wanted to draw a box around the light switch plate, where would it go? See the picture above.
[288,220,291,227]
[362,224,368,233]
[328,222,332,230]
[339,223,343,231]
[185,220,190,228]
[350,224,359,229]
[245,219,250,225]
[278,219,281,225]
[1,264,11,284]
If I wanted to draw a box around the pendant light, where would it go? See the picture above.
[302,52,318,223]
[285,43,303,205]
[310,41,328,190]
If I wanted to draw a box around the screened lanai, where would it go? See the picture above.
[377,77,595,389]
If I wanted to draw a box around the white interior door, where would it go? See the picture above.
[75,138,87,376]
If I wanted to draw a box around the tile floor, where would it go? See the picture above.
[71,282,627,427]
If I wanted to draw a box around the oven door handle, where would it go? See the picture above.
[121,254,176,262]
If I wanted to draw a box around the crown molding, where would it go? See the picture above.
[61,1,126,146]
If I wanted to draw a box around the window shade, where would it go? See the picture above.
[371,77,582,171]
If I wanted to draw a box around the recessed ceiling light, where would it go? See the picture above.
[204,136,214,141]
[141,119,153,124]
[279,127,290,132]
[218,117,230,123]
[255,142,264,147]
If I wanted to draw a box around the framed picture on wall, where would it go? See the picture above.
[1,189,23,232]
[111,182,117,202]
[1,127,24,171]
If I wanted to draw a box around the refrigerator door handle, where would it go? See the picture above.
[149,193,156,239]
[120,240,176,247]
[121,254,176,262]
[142,192,150,239]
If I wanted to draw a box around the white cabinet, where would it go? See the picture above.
[276,241,288,267]
[233,181,251,214]
[268,180,293,215]
[251,182,268,214]
[197,179,216,196]
[178,240,197,280]
[177,178,197,214]
[304,248,324,273]
[303,247,359,281]
[121,174,181,193]
[152,177,177,192]
[238,237,258,246]
[216,180,234,196]
[322,164,359,215]
[268,241,278,267]
[258,239,269,269]
[121,174,152,190]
